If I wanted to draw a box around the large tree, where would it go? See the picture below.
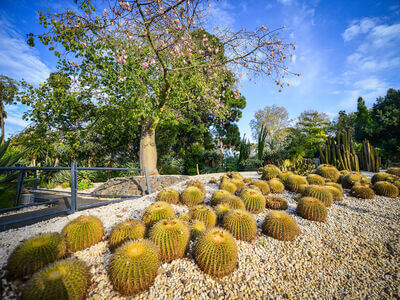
[0,75,18,143]
[25,0,297,174]
[354,97,372,142]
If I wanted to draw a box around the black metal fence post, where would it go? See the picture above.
[33,170,38,189]
[15,165,25,205]
[144,166,152,194]
[70,162,77,213]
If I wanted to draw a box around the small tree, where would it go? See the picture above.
[26,0,298,174]
[0,75,18,143]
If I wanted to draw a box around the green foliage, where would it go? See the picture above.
[223,209,257,241]
[61,181,70,188]
[354,97,372,142]
[156,188,180,204]
[149,218,190,263]
[142,202,175,228]
[285,175,308,192]
[108,240,160,296]
[189,205,217,228]
[108,219,146,251]
[257,125,268,161]
[7,233,66,279]
[22,258,91,300]
[62,215,104,252]
[238,135,251,164]
[158,155,184,174]
[296,197,327,222]
[262,211,300,241]
[0,138,25,184]
[303,185,333,207]
[77,178,93,191]
[265,196,288,210]
[373,181,399,198]
[238,158,264,171]
[315,164,340,182]
[351,185,375,199]
[240,189,266,213]
[180,186,204,207]
[194,228,238,277]
[268,178,285,193]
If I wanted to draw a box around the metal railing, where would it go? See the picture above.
[0,162,151,229]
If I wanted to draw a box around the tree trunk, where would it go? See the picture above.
[140,119,159,175]
[0,108,4,144]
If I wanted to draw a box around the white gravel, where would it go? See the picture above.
[1,171,399,299]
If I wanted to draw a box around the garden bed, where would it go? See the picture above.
[0,171,399,299]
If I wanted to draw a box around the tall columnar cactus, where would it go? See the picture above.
[62,215,104,252]
[262,211,300,241]
[7,233,66,279]
[189,205,217,228]
[350,185,375,199]
[149,218,190,262]
[108,240,160,296]
[180,186,204,207]
[194,228,238,277]
[156,188,180,204]
[306,174,325,185]
[22,258,91,300]
[387,167,400,177]
[219,180,238,194]
[222,209,257,242]
[358,140,380,172]
[211,190,232,206]
[315,164,340,182]
[260,164,281,180]
[186,180,206,195]
[303,185,333,207]
[296,197,327,222]
[219,194,246,210]
[108,219,146,251]
[373,181,399,198]
[268,178,285,194]
[265,196,289,210]
[251,180,270,195]
[240,189,266,213]
[285,175,308,192]
[142,201,175,228]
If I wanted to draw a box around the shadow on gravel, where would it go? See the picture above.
[335,202,399,222]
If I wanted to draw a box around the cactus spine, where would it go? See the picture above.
[108,219,146,251]
[222,209,257,241]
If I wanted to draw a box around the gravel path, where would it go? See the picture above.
[1,171,399,299]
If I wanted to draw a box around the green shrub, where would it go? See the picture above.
[77,178,93,191]
[61,181,70,188]
[238,158,264,171]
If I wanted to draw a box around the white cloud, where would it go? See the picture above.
[0,15,51,85]
[5,116,29,128]
[342,18,376,41]
[277,0,295,6]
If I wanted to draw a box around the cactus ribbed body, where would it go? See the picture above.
[156,188,180,204]
[219,181,238,194]
[108,240,160,296]
[142,201,175,228]
[219,194,246,210]
[285,175,308,192]
[260,164,281,180]
[277,171,293,183]
[194,228,238,277]
[252,180,270,195]
[297,197,327,222]
[306,174,325,185]
[180,186,204,207]
[325,186,343,201]
[190,220,207,240]
[240,189,266,213]
[186,180,206,195]
[211,190,232,206]
[265,196,289,210]
[7,233,66,279]
[387,167,400,177]
[268,178,285,194]
[178,213,190,223]
[371,172,390,184]
[351,186,375,199]
[262,211,300,241]
[62,215,104,252]
[341,172,361,189]
[315,164,340,182]
[303,185,333,207]
[149,218,190,262]
[189,205,217,228]
[373,181,399,198]
[243,178,253,184]
[108,219,146,251]
[215,204,231,223]
[231,179,245,189]
[222,209,257,241]
[325,182,343,193]
[22,258,91,300]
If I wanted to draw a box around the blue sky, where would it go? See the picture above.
[1,0,400,140]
